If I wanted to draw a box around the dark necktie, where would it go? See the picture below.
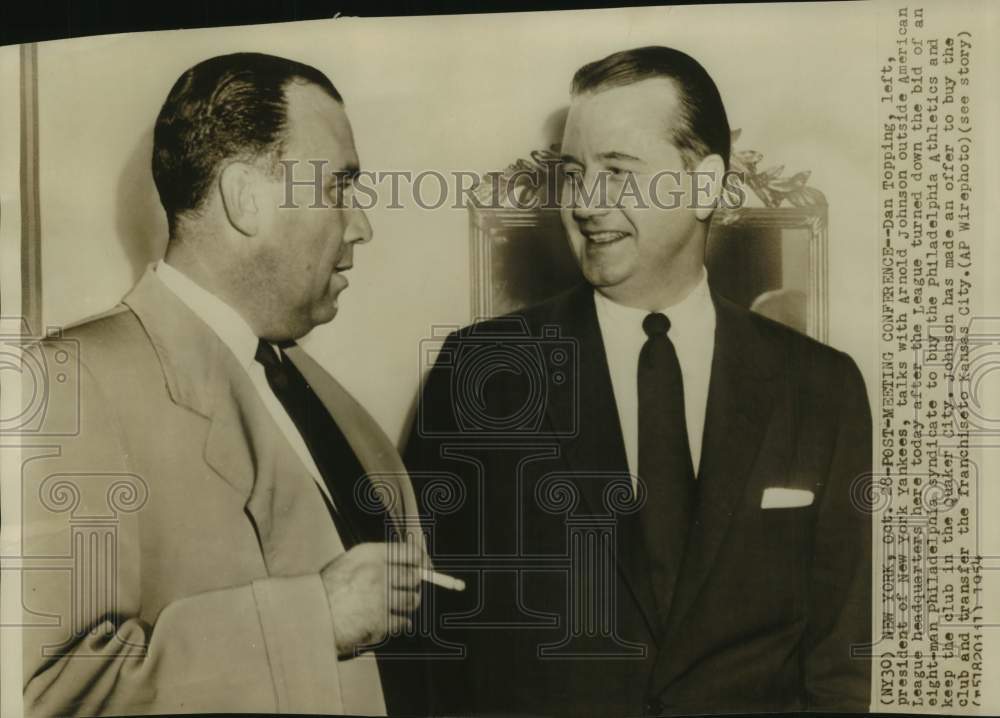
[637,313,697,625]
[254,339,395,546]
[255,340,424,716]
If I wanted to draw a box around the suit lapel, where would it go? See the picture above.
[541,286,627,513]
[214,361,347,574]
[124,269,345,575]
[653,293,784,681]
[287,345,419,538]
[541,285,662,639]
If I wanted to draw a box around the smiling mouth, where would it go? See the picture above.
[582,230,629,244]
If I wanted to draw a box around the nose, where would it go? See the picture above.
[571,203,609,223]
[345,206,373,245]
[567,169,610,223]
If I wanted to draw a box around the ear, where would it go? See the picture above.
[693,153,726,222]
[218,162,263,236]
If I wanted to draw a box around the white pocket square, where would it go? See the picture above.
[760,487,814,509]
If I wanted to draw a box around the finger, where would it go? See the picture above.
[403,528,425,550]
[387,564,421,590]
[387,614,413,636]
[388,587,421,614]
[407,539,425,568]
[387,540,424,568]
[405,532,430,565]
[386,540,420,566]
[411,538,431,569]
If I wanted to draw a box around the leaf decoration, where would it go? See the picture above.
[473,144,562,209]
[726,131,824,208]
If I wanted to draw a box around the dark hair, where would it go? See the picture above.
[571,46,730,171]
[152,52,342,234]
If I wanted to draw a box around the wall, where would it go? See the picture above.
[34,4,878,445]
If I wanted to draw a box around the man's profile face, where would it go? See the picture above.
[560,78,706,308]
[251,81,371,339]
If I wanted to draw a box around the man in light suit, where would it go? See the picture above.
[22,53,428,716]
[406,46,872,716]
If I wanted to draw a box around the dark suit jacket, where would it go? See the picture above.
[405,283,872,717]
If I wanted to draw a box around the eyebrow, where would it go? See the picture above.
[327,164,361,182]
[559,151,642,164]
[597,151,642,162]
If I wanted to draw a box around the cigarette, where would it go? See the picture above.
[422,569,465,591]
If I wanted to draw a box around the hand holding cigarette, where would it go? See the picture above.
[390,534,465,591]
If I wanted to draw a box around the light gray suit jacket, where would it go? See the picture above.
[21,268,419,716]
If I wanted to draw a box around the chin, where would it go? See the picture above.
[310,302,340,328]
[583,262,632,290]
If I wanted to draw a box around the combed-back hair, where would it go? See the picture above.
[571,46,730,171]
[152,52,342,235]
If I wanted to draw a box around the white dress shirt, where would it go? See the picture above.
[155,260,333,505]
[593,268,716,493]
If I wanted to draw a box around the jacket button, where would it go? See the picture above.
[645,697,664,715]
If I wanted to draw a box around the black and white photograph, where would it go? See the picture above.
[0,1,995,716]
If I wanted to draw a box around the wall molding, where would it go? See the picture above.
[19,42,41,336]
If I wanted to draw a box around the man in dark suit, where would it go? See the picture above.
[406,46,872,716]
[21,53,429,716]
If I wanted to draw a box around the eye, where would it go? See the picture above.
[327,172,355,207]
[560,165,585,191]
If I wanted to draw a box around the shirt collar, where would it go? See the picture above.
[593,266,714,342]
[155,260,261,370]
